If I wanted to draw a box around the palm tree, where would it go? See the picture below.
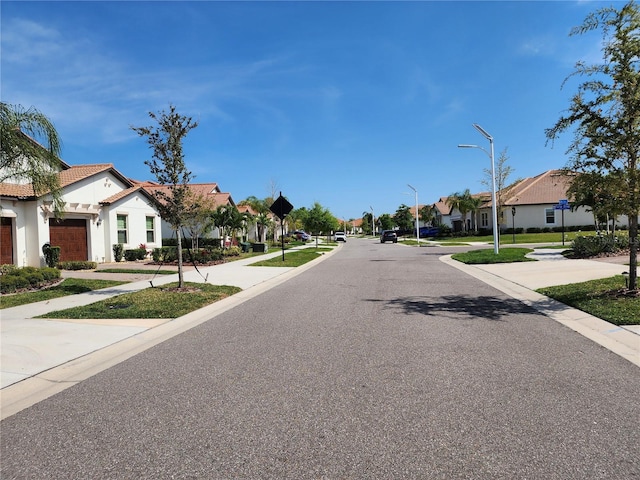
[1,102,64,214]
[466,195,484,232]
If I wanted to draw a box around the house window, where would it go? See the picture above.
[545,208,555,225]
[117,214,128,244]
[146,216,155,243]
[481,212,488,227]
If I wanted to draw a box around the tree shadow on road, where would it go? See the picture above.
[366,295,537,321]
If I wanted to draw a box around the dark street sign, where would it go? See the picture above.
[270,193,293,220]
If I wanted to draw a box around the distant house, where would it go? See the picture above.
[430,170,632,234]
[132,181,238,242]
[1,162,161,267]
[499,170,606,231]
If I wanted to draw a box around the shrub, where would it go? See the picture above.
[0,275,18,294]
[58,261,98,270]
[42,243,61,268]
[0,266,61,294]
[223,246,241,257]
[0,264,18,275]
[124,248,147,261]
[41,267,60,281]
[571,234,629,258]
[26,271,44,286]
[152,246,177,262]
[113,244,124,262]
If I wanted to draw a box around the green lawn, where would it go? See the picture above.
[36,282,242,319]
[250,248,331,267]
[537,277,639,325]
[436,231,590,245]
[0,278,127,309]
[98,268,177,274]
[451,247,535,264]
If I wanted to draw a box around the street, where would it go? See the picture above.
[1,238,639,479]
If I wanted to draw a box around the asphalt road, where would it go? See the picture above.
[2,238,639,479]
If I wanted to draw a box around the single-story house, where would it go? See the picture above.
[1,162,162,267]
[431,170,631,233]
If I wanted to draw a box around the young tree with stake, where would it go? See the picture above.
[132,105,198,289]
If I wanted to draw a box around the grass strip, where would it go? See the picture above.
[36,282,242,319]
[451,247,535,264]
[537,276,639,325]
[1,278,127,309]
[250,248,330,267]
[98,268,177,274]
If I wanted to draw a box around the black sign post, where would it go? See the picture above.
[270,192,294,261]
[511,207,516,244]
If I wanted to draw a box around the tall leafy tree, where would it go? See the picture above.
[393,204,413,233]
[304,202,334,239]
[131,104,198,288]
[378,213,394,232]
[567,171,627,233]
[419,205,435,226]
[0,102,64,215]
[546,1,640,290]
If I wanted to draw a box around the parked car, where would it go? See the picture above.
[293,230,310,241]
[334,231,347,242]
[380,230,397,243]
[419,226,440,238]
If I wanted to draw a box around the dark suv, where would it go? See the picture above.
[380,230,397,243]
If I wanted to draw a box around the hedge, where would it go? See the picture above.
[58,261,98,271]
[0,266,61,294]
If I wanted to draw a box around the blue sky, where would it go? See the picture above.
[1,1,611,220]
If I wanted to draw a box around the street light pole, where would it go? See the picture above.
[370,205,375,237]
[407,184,419,244]
[458,123,499,254]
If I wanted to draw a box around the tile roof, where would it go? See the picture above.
[140,183,234,208]
[1,164,133,199]
[100,186,150,205]
[503,170,575,206]
[0,182,35,198]
[58,164,114,188]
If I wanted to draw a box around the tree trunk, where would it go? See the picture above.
[628,214,637,290]
[176,228,184,288]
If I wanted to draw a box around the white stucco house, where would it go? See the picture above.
[432,170,630,233]
[1,161,162,267]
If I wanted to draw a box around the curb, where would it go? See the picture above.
[440,255,639,368]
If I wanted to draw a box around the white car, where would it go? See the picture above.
[334,231,347,242]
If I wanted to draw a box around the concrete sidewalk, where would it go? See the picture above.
[1,248,322,394]
[1,245,638,420]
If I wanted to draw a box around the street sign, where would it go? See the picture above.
[270,193,293,220]
[554,199,570,210]
[270,192,294,262]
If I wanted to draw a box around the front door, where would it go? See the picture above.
[1,217,13,265]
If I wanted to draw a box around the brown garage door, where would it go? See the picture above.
[1,217,13,265]
[49,218,88,262]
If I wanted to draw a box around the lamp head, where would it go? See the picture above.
[458,144,478,149]
[472,123,493,141]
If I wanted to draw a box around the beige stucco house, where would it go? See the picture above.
[432,170,630,233]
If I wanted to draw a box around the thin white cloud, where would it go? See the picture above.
[1,16,312,147]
